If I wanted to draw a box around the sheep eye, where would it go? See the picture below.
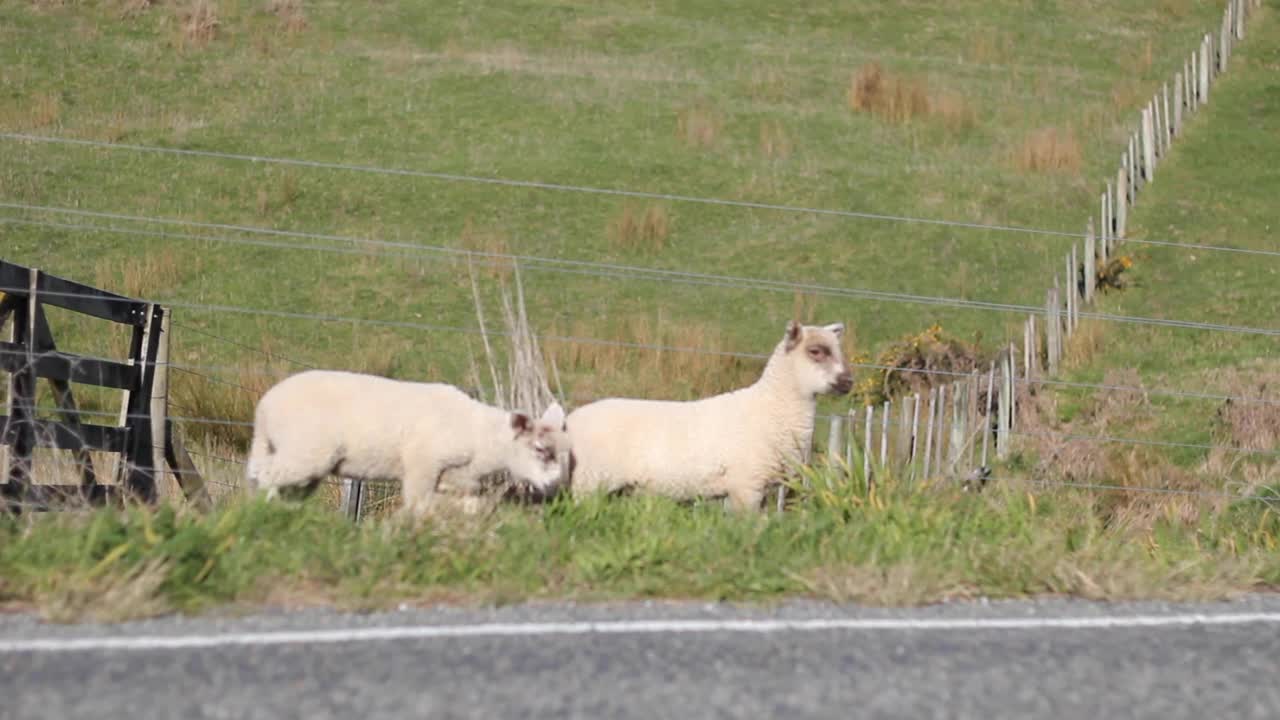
[808,346,828,359]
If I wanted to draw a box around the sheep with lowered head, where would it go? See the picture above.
[245,370,570,516]
[566,320,852,510]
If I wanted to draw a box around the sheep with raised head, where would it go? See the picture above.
[245,370,570,516]
[566,320,852,510]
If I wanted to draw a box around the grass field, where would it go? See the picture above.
[1020,4,1280,487]
[0,0,1230,408]
[2,1,1278,617]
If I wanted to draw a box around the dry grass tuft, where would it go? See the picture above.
[758,120,792,160]
[1213,377,1280,453]
[177,0,220,49]
[848,62,929,123]
[608,203,670,253]
[1063,318,1107,369]
[854,323,986,405]
[255,171,302,217]
[39,558,172,624]
[676,103,722,148]
[119,0,158,18]
[267,0,308,34]
[93,246,191,298]
[545,313,762,404]
[29,92,62,129]
[847,62,974,131]
[458,217,514,281]
[968,30,1013,65]
[1014,126,1082,174]
[798,562,977,606]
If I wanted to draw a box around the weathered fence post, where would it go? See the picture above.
[149,307,171,500]
[1199,34,1211,104]
[1173,73,1184,139]
[827,414,843,466]
[339,478,366,522]
[863,404,874,488]
[981,362,995,468]
[4,268,39,501]
[1162,82,1172,151]
[845,409,855,470]
[922,389,935,481]
[932,385,946,478]
[997,351,1013,460]
[879,400,890,468]
[909,393,921,469]
[1046,286,1059,376]
[1141,106,1156,182]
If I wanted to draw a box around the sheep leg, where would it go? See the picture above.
[400,455,468,518]
[725,485,766,512]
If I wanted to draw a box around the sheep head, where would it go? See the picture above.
[508,402,572,491]
[779,320,853,397]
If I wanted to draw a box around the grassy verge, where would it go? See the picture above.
[3,466,1278,622]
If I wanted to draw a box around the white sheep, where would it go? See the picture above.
[244,370,570,516]
[566,321,852,510]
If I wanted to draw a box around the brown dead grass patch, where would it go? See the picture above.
[93,246,191,298]
[176,0,220,49]
[545,313,762,404]
[1063,318,1107,369]
[847,62,975,131]
[458,217,514,281]
[608,203,670,253]
[758,120,792,160]
[267,0,308,33]
[1014,126,1082,174]
[254,170,302,217]
[676,103,722,148]
[968,30,1013,65]
[38,558,172,624]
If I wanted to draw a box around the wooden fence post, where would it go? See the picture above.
[896,393,912,465]
[0,291,14,493]
[981,362,995,468]
[922,390,935,481]
[1045,287,1058,376]
[863,404,873,487]
[932,385,946,478]
[1173,72,1184,139]
[948,380,965,473]
[1162,82,1172,151]
[845,409,855,470]
[1116,164,1127,241]
[997,351,1013,460]
[827,415,843,466]
[909,393,921,468]
[149,307,171,500]
[879,400,890,468]
[1199,34,1210,104]
[967,372,980,468]
[1141,106,1155,182]
[4,268,39,503]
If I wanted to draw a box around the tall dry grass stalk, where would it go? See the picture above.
[544,313,762,404]
[608,203,670,253]
[177,0,220,49]
[676,103,722,147]
[1014,126,1082,174]
[847,62,975,131]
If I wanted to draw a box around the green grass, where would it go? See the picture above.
[0,0,1230,408]
[3,468,1278,621]
[2,1,1277,617]
[1031,2,1280,480]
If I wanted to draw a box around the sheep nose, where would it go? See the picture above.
[832,372,853,395]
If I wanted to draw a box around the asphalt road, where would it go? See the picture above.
[3,596,1280,720]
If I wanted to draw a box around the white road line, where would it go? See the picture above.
[2,612,1279,653]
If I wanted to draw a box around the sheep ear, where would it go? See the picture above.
[540,402,566,430]
[784,319,803,351]
[824,322,845,338]
[510,412,533,435]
